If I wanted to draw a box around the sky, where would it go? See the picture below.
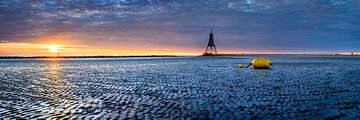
[0,0,359,56]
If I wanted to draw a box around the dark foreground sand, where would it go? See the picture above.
[0,57,359,119]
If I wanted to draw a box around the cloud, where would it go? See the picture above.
[0,40,8,43]
[0,0,359,53]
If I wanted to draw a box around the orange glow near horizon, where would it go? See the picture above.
[47,45,60,53]
[0,32,322,56]
[0,42,203,56]
[0,42,313,56]
[0,34,314,56]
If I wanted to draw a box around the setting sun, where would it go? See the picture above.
[48,45,59,53]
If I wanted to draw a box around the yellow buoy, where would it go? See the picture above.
[251,58,272,69]
[238,64,244,68]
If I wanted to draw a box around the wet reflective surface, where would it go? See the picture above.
[0,57,359,119]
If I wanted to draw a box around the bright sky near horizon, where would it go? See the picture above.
[0,0,359,56]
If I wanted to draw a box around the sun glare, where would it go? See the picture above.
[48,45,59,53]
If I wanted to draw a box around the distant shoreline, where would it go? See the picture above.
[215,54,360,58]
[0,54,359,59]
[0,55,182,59]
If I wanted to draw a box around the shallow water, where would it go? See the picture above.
[0,57,359,119]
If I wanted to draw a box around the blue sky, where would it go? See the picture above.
[0,0,359,55]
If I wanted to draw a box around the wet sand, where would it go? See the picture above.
[0,57,359,119]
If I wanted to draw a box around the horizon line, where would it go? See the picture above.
[0,53,359,59]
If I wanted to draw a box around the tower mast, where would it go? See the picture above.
[203,28,217,56]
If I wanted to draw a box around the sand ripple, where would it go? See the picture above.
[0,57,359,119]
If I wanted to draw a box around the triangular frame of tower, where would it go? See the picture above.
[203,28,217,56]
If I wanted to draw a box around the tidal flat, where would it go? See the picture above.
[0,57,359,119]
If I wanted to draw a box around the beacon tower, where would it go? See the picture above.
[203,28,217,56]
